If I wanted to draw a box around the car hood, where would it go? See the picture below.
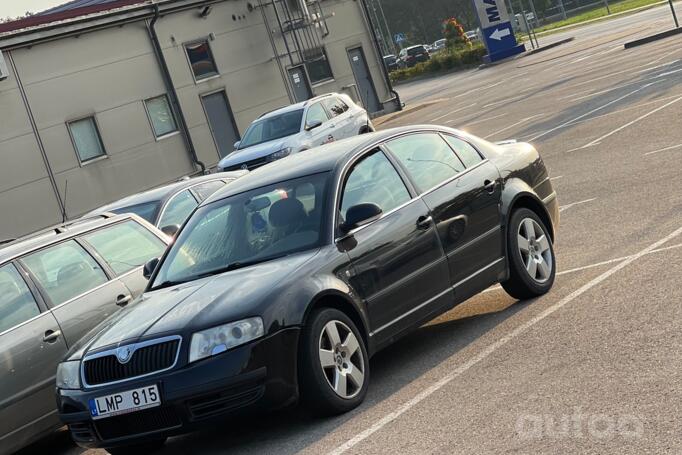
[218,138,291,169]
[69,250,319,359]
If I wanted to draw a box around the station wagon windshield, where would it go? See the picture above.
[151,172,329,289]
[239,109,304,149]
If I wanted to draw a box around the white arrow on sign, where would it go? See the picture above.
[489,28,511,40]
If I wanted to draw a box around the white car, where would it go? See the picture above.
[217,94,374,172]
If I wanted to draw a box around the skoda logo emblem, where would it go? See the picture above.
[116,346,133,364]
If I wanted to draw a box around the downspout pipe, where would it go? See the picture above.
[359,0,402,111]
[148,4,206,173]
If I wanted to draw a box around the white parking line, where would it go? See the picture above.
[581,94,682,148]
[644,143,682,156]
[528,81,660,142]
[483,114,543,140]
[429,103,477,122]
[457,113,508,127]
[559,198,596,212]
[329,226,682,455]
[550,175,563,181]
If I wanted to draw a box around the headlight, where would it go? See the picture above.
[269,147,292,161]
[56,361,81,390]
[189,317,264,363]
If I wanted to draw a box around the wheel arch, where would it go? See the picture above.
[501,179,556,243]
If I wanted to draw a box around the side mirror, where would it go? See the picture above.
[305,120,323,131]
[340,203,382,233]
[143,257,160,280]
[161,224,180,238]
[233,140,241,150]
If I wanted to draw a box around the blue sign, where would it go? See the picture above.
[472,0,525,62]
[394,33,406,44]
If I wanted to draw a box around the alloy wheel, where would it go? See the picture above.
[318,320,365,399]
[517,218,553,283]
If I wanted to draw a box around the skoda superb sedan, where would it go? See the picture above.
[56,126,558,452]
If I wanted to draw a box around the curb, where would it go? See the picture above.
[624,27,682,48]
[374,98,448,126]
[525,37,575,55]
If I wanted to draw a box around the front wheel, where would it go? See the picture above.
[299,308,369,416]
[502,208,556,300]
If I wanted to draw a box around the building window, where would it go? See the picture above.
[67,117,106,163]
[185,40,218,81]
[305,49,334,84]
[144,95,178,138]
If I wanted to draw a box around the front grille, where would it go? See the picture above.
[83,338,180,386]
[223,156,269,171]
[95,406,181,441]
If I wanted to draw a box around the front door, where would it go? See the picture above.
[347,47,381,114]
[385,133,504,300]
[201,91,240,159]
[0,263,67,453]
[288,66,313,102]
[305,101,336,146]
[337,149,451,348]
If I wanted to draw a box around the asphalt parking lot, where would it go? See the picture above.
[30,5,682,454]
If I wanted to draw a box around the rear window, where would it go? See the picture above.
[110,202,160,224]
[82,220,167,275]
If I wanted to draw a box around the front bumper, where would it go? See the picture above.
[57,328,300,449]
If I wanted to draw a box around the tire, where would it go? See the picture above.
[106,438,166,455]
[501,208,556,300]
[299,308,369,416]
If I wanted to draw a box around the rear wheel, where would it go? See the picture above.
[299,308,369,415]
[502,208,555,300]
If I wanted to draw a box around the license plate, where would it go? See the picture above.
[89,385,160,420]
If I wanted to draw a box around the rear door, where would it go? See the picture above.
[338,149,451,347]
[80,219,168,300]
[385,132,504,300]
[20,240,130,347]
[0,263,67,452]
[323,97,355,139]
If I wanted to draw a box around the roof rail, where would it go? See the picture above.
[0,238,16,246]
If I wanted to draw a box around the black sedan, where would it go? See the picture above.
[56,126,558,452]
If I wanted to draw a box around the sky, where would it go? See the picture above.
[1,0,66,18]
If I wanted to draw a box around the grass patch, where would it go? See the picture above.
[389,45,487,83]
[534,0,664,32]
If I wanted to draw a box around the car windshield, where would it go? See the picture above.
[110,202,160,224]
[239,109,304,149]
[151,172,329,289]
[408,47,425,56]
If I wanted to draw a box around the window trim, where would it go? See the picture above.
[66,115,107,165]
[187,178,228,202]
[143,94,179,141]
[156,188,201,229]
[184,38,220,83]
[305,101,331,128]
[439,132,486,164]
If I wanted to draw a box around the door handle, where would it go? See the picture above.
[116,294,133,307]
[416,215,433,230]
[484,179,497,194]
[43,330,61,343]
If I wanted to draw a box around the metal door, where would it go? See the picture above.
[201,91,240,158]
[347,47,381,114]
[288,66,313,102]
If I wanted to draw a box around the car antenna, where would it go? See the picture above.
[61,179,69,223]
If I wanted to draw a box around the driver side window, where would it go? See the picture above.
[306,103,329,128]
[340,150,410,221]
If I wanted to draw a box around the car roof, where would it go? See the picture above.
[203,125,461,206]
[89,172,245,215]
[0,213,147,265]
[258,93,339,121]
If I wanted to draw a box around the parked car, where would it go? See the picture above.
[432,38,447,52]
[217,94,373,173]
[0,213,169,454]
[464,30,481,42]
[382,54,399,71]
[398,45,430,68]
[86,173,246,237]
[56,125,558,452]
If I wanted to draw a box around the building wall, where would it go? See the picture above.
[0,0,393,238]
